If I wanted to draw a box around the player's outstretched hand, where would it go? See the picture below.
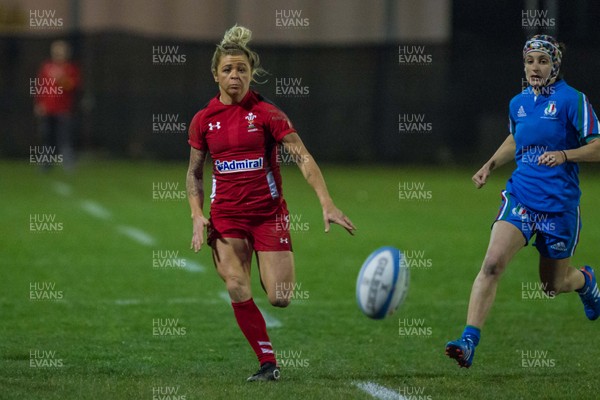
[472,165,491,189]
[191,215,210,252]
[323,203,356,235]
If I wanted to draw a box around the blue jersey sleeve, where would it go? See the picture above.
[568,91,600,144]
[508,98,517,135]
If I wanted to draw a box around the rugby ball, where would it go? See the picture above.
[356,246,409,319]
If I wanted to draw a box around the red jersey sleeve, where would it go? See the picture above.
[265,105,295,142]
[188,111,206,150]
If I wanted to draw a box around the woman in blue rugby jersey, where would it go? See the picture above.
[446,35,600,368]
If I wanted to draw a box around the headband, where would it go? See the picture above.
[523,35,562,85]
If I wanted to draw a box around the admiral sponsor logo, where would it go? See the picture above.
[215,157,263,173]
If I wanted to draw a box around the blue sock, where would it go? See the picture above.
[576,268,590,293]
[461,325,481,347]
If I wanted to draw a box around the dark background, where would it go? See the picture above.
[1,0,599,164]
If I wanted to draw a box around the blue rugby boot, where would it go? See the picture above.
[577,266,600,321]
[445,337,475,368]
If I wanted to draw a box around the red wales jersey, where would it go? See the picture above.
[188,90,295,216]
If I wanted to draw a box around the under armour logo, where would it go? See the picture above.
[280,238,289,244]
[209,121,221,130]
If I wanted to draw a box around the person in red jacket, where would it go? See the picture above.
[186,25,355,382]
[33,40,81,171]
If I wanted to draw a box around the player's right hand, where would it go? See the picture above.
[472,165,490,189]
[191,215,210,252]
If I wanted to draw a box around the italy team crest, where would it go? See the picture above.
[544,101,557,117]
[512,204,527,220]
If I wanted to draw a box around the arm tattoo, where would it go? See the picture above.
[186,149,205,197]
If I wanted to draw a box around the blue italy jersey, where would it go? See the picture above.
[507,80,600,212]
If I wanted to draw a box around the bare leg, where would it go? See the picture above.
[538,256,585,296]
[466,221,526,328]
[257,251,295,308]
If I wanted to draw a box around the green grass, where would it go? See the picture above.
[1,159,600,399]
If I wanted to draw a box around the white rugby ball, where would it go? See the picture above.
[356,246,409,319]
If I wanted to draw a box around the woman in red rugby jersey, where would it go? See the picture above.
[186,25,355,382]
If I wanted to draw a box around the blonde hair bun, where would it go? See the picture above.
[221,24,252,47]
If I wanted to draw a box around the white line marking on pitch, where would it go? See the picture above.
[52,181,72,196]
[218,291,282,328]
[181,258,206,273]
[353,381,405,400]
[116,225,157,246]
[114,299,143,305]
[80,200,112,220]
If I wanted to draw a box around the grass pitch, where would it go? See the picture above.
[1,159,599,399]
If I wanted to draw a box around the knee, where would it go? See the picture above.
[268,292,291,308]
[268,284,291,307]
[224,275,251,301]
[481,252,507,278]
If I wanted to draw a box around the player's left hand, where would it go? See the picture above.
[323,204,356,235]
[538,151,567,167]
